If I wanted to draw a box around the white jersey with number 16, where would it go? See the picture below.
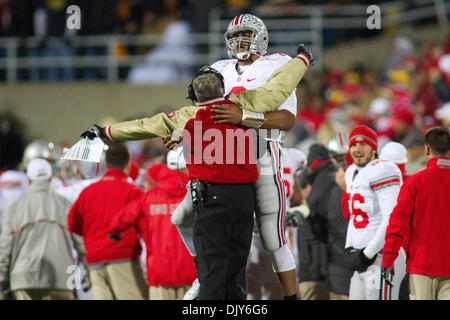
[344,159,402,258]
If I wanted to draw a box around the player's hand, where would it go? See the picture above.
[285,204,310,227]
[162,134,181,150]
[107,233,122,241]
[344,247,375,272]
[360,249,375,266]
[382,267,395,287]
[297,44,314,66]
[80,124,106,141]
[211,104,242,125]
[285,210,303,227]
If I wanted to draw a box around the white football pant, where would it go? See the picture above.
[174,140,296,273]
[349,248,406,300]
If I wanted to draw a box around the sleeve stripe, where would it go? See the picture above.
[0,181,21,187]
[370,177,400,190]
[295,54,309,67]
[370,175,399,185]
[298,52,310,63]
[105,126,114,142]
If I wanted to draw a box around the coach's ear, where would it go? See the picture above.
[424,144,431,158]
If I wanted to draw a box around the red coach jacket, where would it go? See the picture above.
[184,98,258,184]
[68,168,144,265]
[108,164,197,287]
[382,157,450,277]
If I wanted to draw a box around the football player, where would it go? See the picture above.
[343,125,406,300]
[184,14,305,300]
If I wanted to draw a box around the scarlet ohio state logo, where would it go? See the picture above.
[356,136,363,141]
[168,112,175,118]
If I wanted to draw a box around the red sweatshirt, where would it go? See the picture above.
[184,98,258,184]
[108,165,197,287]
[68,168,144,265]
[382,157,450,277]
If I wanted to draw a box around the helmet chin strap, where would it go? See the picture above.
[236,51,262,62]
[236,51,250,60]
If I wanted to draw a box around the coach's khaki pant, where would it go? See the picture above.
[148,285,190,300]
[329,292,349,300]
[89,261,148,300]
[298,281,329,300]
[409,274,450,300]
[14,289,74,300]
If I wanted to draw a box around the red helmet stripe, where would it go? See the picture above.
[234,14,242,26]
[338,133,344,147]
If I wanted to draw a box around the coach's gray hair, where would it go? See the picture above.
[192,73,224,102]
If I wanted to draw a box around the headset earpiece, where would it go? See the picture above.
[187,83,197,104]
[186,65,224,104]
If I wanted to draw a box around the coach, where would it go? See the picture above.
[68,144,148,300]
[183,68,258,300]
[382,127,450,300]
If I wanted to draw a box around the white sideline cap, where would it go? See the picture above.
[167,147,186,170]
[380,142,407,164]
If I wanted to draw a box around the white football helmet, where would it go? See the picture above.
[327,132,349,156]
[23,139,60,168]
[76,144,109,179]
[22,140,79,183]
[224,13,268,60]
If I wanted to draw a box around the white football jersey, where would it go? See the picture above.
[211,53,297,141]
[344,159,402,258]
[281,147,306,209]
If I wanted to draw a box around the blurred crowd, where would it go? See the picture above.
[0,0,399,38]
[0,0,441,81]
[286,33,450,177]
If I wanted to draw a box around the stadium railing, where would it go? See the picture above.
[0,0,447,83]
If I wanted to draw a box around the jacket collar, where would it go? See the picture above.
[427,157,450,168]
[103,168,128,179]
[196,97,226,106]
[29,179,51,191]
